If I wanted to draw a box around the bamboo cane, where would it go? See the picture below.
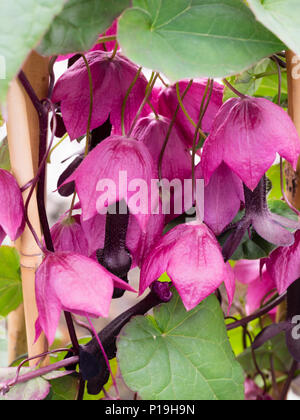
[285,51,300,206]
[277,51,300,400]
[6,52,49,364]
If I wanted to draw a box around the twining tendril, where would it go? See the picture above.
[47,56,58,99]
[23,99,57,254]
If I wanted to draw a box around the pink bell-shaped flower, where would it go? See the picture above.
[266,230,300,295]
[52,51,148,139]
[140,222,235,311]
[201,96,300,191]
[132,114,191,182]
[158,79,224,144]
[0,169,25,245]
[234,259,276,317]
[35,252,136,345]
[50,215,89,256]
[132,114,192,220]
[195,162,244,236]
[157,79,224,147]
[62,135,158,231]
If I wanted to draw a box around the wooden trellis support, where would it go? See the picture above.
[6,52,49,364]
[286,51,300,206]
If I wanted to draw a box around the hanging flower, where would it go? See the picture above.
[132,114,192,221]
[234,259,277,317]
[222,177,300,261]
[157,79,224,147]
[201,96,300,191]
[50,215,89,256]
[132,115,191,182]
[195,162,244,236]
[266,230,300,294]
[61,135,158,231]
[140,222,235,311]
[35,252,136,345]
[52,51,148,139]
[0,169,25,245]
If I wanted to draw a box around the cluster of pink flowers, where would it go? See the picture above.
[1,21,300,346]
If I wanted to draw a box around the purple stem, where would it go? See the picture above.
[86,315,120,399]
[280,360,299,400]
[12,348,76,387]
[226,293,287,331]
[18,72,80,354]
[47,56,58,99]
[2,284,173,396]
[2,356,79,392]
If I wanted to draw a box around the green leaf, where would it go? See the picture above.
[267,164,282,200]
[250,59,288,107]
[0,0,66,104]
[118,0,284,81]
[38,0,131,56]
[0,247,22,318]
[0,137,10,171]
[268,198,298,221]
[0,112,4,127]
[223,59,271,102]
[248,0,300,58]
[219,227,277,261]
[237,332,292,376]
[46,373,79,400]
[223,59,288,103]
[117,292,244,400]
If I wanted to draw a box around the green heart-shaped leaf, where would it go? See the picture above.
[248,0,300,57]
[117,292,244,400]
[0,0,66,104]
[118,0,284,81]
[38,0,131,56]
